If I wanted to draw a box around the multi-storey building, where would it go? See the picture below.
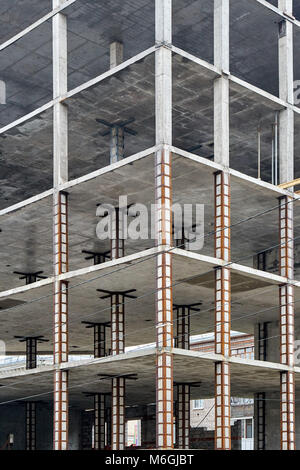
[0,0,299,450]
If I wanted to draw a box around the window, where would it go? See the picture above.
[246,419,253,439]
[193,399,204,410]
[126,420,141,447]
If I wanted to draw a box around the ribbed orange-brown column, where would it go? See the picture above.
[279,196,295,450]
[214,171,231,450]
[53,191,69,450]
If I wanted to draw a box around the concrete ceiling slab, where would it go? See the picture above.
[0,1,51,45]
[0,349,297,408]
[0,245,297,354]
[1,47,299,210]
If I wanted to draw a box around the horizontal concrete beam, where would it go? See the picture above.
[0,189,53,217]
[60,146,156,192]
[63,46,156,101]
[171,146,298,201]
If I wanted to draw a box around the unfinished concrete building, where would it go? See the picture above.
[0,0,300,451]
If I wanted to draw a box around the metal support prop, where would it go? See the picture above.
[174,303,201,349]
[97,290,136,450]
[258,323,268,362]
[25,402,36,450]
[82,321,110,358]
[279,195,295,450]
[255,323,267,450]
[94,394,106,450]
[109,199,126,450]
[15,335,48,369]
[94,324,107,358]
[255,393,266,450]
[176,384,190,449]
[176,306,190,350]
[26,338,37,369]
[214,171,231,450]
[174,306,190,448]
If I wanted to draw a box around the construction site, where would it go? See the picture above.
[0,0,300,451]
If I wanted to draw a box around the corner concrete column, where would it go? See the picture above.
[155,0,174,450]
[52,0,69,451]
[214,0,229,167]
[214,171,231,450]
[279,195,295,449]
[278,0,294,184]
[213,1,231,451]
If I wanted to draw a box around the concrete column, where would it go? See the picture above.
[52,0,69,451]
[53,0,68,187]
[110,42,124,69]
[279,196,295,449]
[277,4,295,447]
[214,0,229,167]
[109,43,125,164]
[278,0,294,184]
[25,402,36,450]
[214,171,231,450]
[155,0,174,450]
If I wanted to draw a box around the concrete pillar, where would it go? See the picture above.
[214,0,229,167]
[213,2,231,450]
[110,42,124,69]
[279,195,295,449]
[25,402,36,450]
[155,0,174,450]
[278,0,294,184]
[52,0,69,451]
[109,43,125,164]
[214,171,231,450]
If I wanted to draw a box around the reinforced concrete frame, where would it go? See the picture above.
[0,0,299,451]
